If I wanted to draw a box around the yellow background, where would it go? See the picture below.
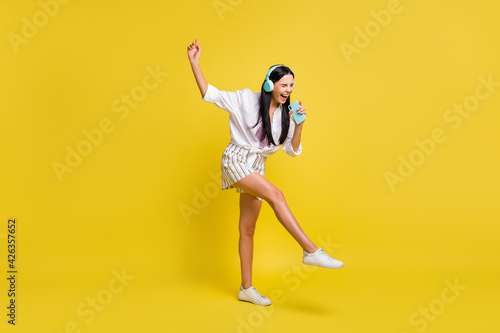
[1,0,499,332]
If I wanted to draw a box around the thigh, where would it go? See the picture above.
[239,193,262,230]
[234,172,282,203]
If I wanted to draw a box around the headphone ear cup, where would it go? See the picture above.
[292,82,295,89]
[263,80,273,92]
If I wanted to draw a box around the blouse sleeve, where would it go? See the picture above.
[282,119,302,157]
[202,84,247,114]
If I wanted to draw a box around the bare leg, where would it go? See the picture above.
[238,193,262,289]
[234,173,318,253]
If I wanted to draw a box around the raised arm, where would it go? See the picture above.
[187,38,208,98]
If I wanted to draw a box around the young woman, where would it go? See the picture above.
[187,39,343,306]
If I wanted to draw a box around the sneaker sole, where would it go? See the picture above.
[303,260,344,269]
[238,295,272,306]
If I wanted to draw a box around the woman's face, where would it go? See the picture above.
[271,74,294,105]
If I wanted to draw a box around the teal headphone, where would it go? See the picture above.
[263,65,295,92]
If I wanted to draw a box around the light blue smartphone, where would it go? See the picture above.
[288,101,306,124]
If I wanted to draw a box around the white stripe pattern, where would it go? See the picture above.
[221,142,266,199]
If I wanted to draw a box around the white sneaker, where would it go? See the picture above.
[238,285,272,306]
[303,248,344,269]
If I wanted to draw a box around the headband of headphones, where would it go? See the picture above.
[263,65,294,92]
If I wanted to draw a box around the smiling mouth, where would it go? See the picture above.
[281,94,288,99]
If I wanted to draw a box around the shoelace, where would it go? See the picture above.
[250,287,267,299]
[319,249,335,261]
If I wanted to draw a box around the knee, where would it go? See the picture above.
[239,224,255,238]
[266,187,285,207]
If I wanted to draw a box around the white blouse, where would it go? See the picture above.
[202,84,302,159]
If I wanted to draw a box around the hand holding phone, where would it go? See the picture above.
[288,101,306,124]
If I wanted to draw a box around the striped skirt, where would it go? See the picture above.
[221,142,266,198]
